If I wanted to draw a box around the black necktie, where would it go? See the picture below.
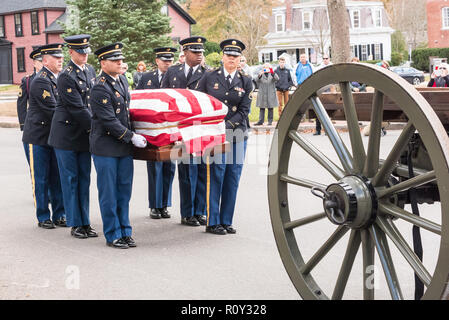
[186,67,193,82]
[226,74,232,86]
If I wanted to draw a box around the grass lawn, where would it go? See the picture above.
[248,96,281,123]
[0,85,19,93]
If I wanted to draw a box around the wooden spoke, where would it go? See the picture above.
[371,122,415,187]
[376,217,432,287]
[340,82,366,173]
[379,202,441,235]
[332,230,361,300]
[284,213,327,230]
[300,226,349,275]
[361,229,375,300]
[309,96,354,174]
[369,225,403,300]
[363,90,384,177]
[376,170,436,199]
[280,174,327,190]
[289,130,345,180]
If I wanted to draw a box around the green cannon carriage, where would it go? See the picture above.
[268,63,449,300]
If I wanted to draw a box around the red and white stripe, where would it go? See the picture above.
[129,89,228,154]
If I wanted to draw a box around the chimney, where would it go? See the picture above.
[285,0,292,32]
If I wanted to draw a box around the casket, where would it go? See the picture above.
[129,89,230,161]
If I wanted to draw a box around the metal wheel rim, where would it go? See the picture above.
[268,63,449,300]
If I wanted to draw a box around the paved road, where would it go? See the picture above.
[0,127,442,300]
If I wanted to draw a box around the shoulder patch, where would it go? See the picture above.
[39,72,47,78]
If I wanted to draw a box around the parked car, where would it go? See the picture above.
[390,66,425,85]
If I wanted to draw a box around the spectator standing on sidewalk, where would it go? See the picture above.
[428,63,449,87]
[274,57,294,117]
[254,63,279,126]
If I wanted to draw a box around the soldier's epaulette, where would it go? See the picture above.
[96,76,106,85]
[39,71,47,78]
[64,65,74,74]
[238,69,249,78]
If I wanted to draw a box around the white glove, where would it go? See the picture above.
[131,133,147,148]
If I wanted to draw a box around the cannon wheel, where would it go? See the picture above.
[268,63,449,300]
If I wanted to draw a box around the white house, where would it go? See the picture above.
[257,0,395,65]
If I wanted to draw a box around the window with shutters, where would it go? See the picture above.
[15,13,23,37]
[276,14,285,32]
[361,45,367,61]
[263,53,272,63]
[351,10,360,29]
[443,7,449,29]
[31,11,39,35]
[17,48,25,72]
[374,44,382,60]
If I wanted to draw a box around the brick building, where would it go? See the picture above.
[427,0,449,48]
[0,1,66,84]
[0,0,196,84]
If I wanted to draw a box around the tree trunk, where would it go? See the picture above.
[327,0,351,63]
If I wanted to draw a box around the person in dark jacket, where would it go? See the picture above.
[90,42,148,249]
[274,57,294,117]
[48,34,98,239]
[22,43,66,229]
[17,47,43,163]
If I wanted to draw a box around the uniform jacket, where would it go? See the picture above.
[89,72,134,157]
[136,69,163,89]
[48,61,96,152]
[196,67,253,138]
[255,72,279,109]
[17,72,37,131]
[160,63,206,90]
[22,67,59,146]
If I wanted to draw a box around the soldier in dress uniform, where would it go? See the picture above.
[17,47,43,162]
[196,39,252,235]
[22,43,66,229]
[90,42,147,249]
[161,36,208,227]
[136,47,177,220]
[48,34,98,239]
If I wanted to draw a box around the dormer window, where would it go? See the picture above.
[351,10,360,29]
[276,14,285,32]
[303,11,312,31]
[373,9,382,27]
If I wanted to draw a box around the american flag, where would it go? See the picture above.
[129,89,228,155]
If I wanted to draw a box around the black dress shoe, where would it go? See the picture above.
[54,217,67,227]
[71,226,88,239]
[206,225,226,235]
[181,216,200,226]
[254,122,263,126]
[122,236,137,247]
[160,207,171,219]
[313,131,321,136]
[222,224,237,234]
[106,238,129,249]
[150,208,162,219]
[195,215,207,226]
[83,225,98,238]
[38,220,55,229]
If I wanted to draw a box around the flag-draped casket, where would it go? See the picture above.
[129,89,228,157]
